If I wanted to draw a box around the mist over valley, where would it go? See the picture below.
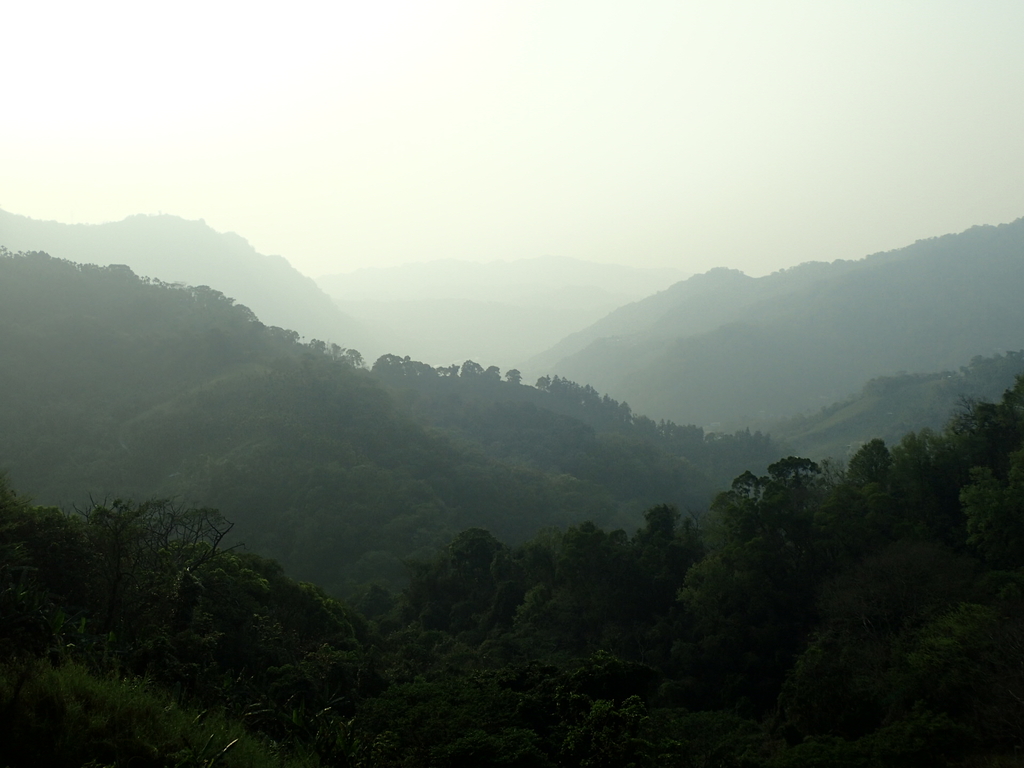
[318,256,686,371]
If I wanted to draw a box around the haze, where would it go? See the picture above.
[4,1,1024,279]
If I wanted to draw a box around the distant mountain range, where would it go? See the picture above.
[531,218,1024,428]
[318,257,686,370]
[7,206,1022,447]
[0,209,373,354]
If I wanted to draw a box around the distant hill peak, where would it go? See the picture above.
[687,266,751,284]
[0,207,373,354]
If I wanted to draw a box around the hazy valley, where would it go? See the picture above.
[318,256,685,373]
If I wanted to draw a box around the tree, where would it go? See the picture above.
[81,498,233,636]
[848,440,892,487]
[461,360,484,378]
[678,458,825,709]
[961,448,1024,567]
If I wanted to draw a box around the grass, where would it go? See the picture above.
[0,658,317,768]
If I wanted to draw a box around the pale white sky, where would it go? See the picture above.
[4,1,1023,278]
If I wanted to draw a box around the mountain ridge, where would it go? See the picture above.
[0,209,374,355]
[535,217,1024,427]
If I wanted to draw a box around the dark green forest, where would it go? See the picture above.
[4,247,1024,765]
[6,354,1024,765]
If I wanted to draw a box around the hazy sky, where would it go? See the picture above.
[4,1,1024,278]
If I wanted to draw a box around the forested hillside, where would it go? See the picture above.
[4,367,1024,766]
[371,354,777,493]
[775,351,1024,459]
[536,218,1024,427]
[525,261,859,374]
[0,249,765,595]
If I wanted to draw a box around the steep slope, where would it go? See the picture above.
[540,218,1024,427]
[525,259,866,375]
[0,208,374,355]
[772,350,1024,460]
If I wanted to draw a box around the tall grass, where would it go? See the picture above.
[0,659,316,768]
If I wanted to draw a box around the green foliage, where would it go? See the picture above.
[962,449,1024,567]
[779,351,1024,461]
[847,438,893,486]
[779,541,979,740]
[0,660,312,768]
[559,695,651,768]
[401,509,706,671]
[679,458,826,709]
[354,673,527,766]
[373,354,779,496]
[650,709,766,768]
[79,498,232,636]
[774,706,968,768]
[430,727,552,768]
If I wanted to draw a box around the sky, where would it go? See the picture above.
[4,1,1024,279]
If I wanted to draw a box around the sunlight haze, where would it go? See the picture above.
[4,0,1024,278]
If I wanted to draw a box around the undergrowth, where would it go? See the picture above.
[0,659,316,768]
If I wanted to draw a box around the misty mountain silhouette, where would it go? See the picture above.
[533,218,1024,427]
[0,209,373,354]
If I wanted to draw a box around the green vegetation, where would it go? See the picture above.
[775,351,1024,459]
[5,244,1024,764]
[0,660,315,768]
[4,375,1024,764]
[372,353,778,494]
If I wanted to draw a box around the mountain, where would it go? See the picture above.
[318,256,686,371]
[525,261,863,373]
[0,208,374,354]
[0,250,731,595]
[773,350,1024,460]
[533,218,1024,428]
